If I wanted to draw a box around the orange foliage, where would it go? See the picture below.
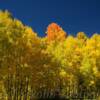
[46,23,67,41]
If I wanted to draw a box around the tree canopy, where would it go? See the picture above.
[0,10,100,100]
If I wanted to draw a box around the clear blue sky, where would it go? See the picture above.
[0,0,100,36]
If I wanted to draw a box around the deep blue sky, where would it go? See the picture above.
[0,0,100,36]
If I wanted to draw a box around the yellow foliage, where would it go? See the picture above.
[59,69,67,77]
[0,10,100,99]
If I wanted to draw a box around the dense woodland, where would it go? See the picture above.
[0,10,100,100]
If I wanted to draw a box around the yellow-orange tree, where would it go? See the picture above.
[0,10,100,99]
